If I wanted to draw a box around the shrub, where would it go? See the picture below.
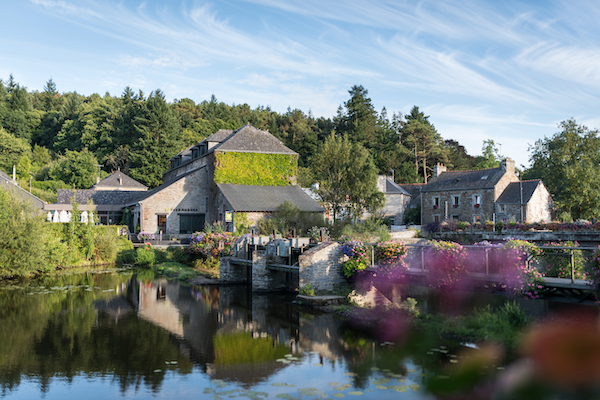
[540,241,587,279]
[501,240,545,299]
[374,240,408,278]
[93,229,120,263]
[135,247,156,267]
[137,232,155,241]
[341,239,370,278]
[426,240,467,290]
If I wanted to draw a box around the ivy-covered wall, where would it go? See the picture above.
[213,152,298,186]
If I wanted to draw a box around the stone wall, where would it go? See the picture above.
[527,184,552,223]
[422,188,496,224]
[298,241,347,292]
[219,257,250,283]
[139,167,207,236]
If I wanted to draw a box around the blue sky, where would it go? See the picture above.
[3,0,600,168]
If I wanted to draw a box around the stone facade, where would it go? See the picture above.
[377,175,412,225]
[298,242,347,292]
[419,159,552,225]
[135,167,208,236]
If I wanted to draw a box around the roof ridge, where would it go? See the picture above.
[398,183,426,186]
[518,179,541,183]
[441,166,500,173]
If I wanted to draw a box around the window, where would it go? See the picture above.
[180,214,205,234]
[157,214,167,233]
[473,215,481,223]
[474,194,481,208]
[433,215,440,223]
[433,196,440,209]
[451,215,459,220]
[499,204,506,213]
[452,196,459,207]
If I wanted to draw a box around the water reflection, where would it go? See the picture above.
[4,270,599,399]
[0,271,432,399]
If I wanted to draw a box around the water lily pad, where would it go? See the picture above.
[375,385,388,390]
[407,369,417,373]
[332,394,345,398]
[313,363,323,367]
[426,352,434,355]
[343,372,357,377]
[284,354,294,358]
[153,369,162,373]
[370,367,379,371]
[271,383,287,387]
[449,359,458,363]
[328,382,340,386]
[394,386,408,393]
[309,351,319,355]
[410,384,420,391]
[347,391,363,396]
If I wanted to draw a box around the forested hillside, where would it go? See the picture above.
[0,75,495,202]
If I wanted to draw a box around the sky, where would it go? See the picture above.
[3,0,600,168]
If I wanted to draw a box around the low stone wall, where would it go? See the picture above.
[432,230,600,245]
[298,241,347,292]
[219,257,249,283]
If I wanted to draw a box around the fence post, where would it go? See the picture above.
[571,249,575,283]
[421,246,425,272]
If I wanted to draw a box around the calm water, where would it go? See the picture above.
[0,269,591,399]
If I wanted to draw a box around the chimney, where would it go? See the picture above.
[96,176,100,184]
[12,165,16,181]
[500,158,515,174]
[433,163,447,177]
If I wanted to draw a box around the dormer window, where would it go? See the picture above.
[481,175,488,180]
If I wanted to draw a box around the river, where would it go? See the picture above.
[0,268,597,399]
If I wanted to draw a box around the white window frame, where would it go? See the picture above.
[473,194,482,207]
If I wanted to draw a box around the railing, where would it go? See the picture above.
[401,244,597,284]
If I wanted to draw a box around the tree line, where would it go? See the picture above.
[1,75,595,221]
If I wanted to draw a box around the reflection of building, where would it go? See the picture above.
[120,277,351,386]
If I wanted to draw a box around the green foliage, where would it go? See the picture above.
[0,127,31,175]
[403,205,420,225]
[134,247,156,267]
[0,189,48,278]
[299,283,315,296]
[342,258,368,278]
[524,119,600,220]
[474,139,502,169]
[50,149,99,189]
[214,152,297,186]
[339,216,390,242]
[257,200,327,237]
[311,133,383,222]
[233,212,251,234]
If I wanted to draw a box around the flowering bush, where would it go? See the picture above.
[374,240,408,278]
[341,239,369,278]
[426,240,467,290]
[189,232,238,259]
[500,240,545,299]
[541,241,587,279]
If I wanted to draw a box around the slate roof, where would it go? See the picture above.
[0,170,46,209]
[217,184,324,212]
[398,183,425,199]
[206,129,234,143]
[210,124,297,155]
[495,180,542,204]
[92,171,147,191]
[57,189,146,206]
[421,167,506,192]
[124,167,206,206]
[385,178,411,196]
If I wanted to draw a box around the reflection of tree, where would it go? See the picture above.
[0,273,190,395]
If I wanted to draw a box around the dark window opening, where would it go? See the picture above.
[180,214,205,234]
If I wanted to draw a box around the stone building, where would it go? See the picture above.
[44,124,323,235]
[48,170,148,225]
[124,124,323,236]
[376,175,412,225]
[420,158,552,224]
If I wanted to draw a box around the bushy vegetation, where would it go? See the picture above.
[257,200,327,237]
[0,189,131,279]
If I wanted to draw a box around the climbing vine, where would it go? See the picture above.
[214,152,298,186]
